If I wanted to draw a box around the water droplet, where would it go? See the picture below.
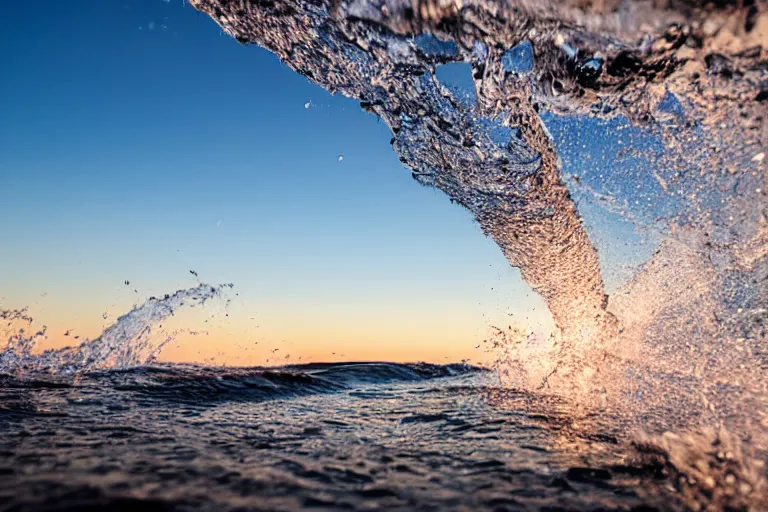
[575,57,602,86]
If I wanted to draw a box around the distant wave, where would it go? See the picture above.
[0,362,484,405]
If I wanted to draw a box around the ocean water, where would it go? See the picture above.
[1,362,753,512]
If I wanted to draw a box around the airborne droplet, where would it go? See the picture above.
[575,57,603,87]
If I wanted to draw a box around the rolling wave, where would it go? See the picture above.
[0,362,483,406]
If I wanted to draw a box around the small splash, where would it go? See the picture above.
[0,283,233,376]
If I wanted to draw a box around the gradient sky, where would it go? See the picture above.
[0,0,658,365]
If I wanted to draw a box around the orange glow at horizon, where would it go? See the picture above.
[18,290,553,367]
[6,258,554,367]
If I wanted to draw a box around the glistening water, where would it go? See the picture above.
[2,0,767,510]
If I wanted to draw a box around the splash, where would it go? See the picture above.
[2,2,766,509]
[0,283,233,376]
[188,0,763,337]
[188,0,767,443]
[188,0,619,343]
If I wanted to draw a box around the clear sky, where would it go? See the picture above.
[0,0,562,365]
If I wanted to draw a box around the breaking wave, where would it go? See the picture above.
[0,361,481,405]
